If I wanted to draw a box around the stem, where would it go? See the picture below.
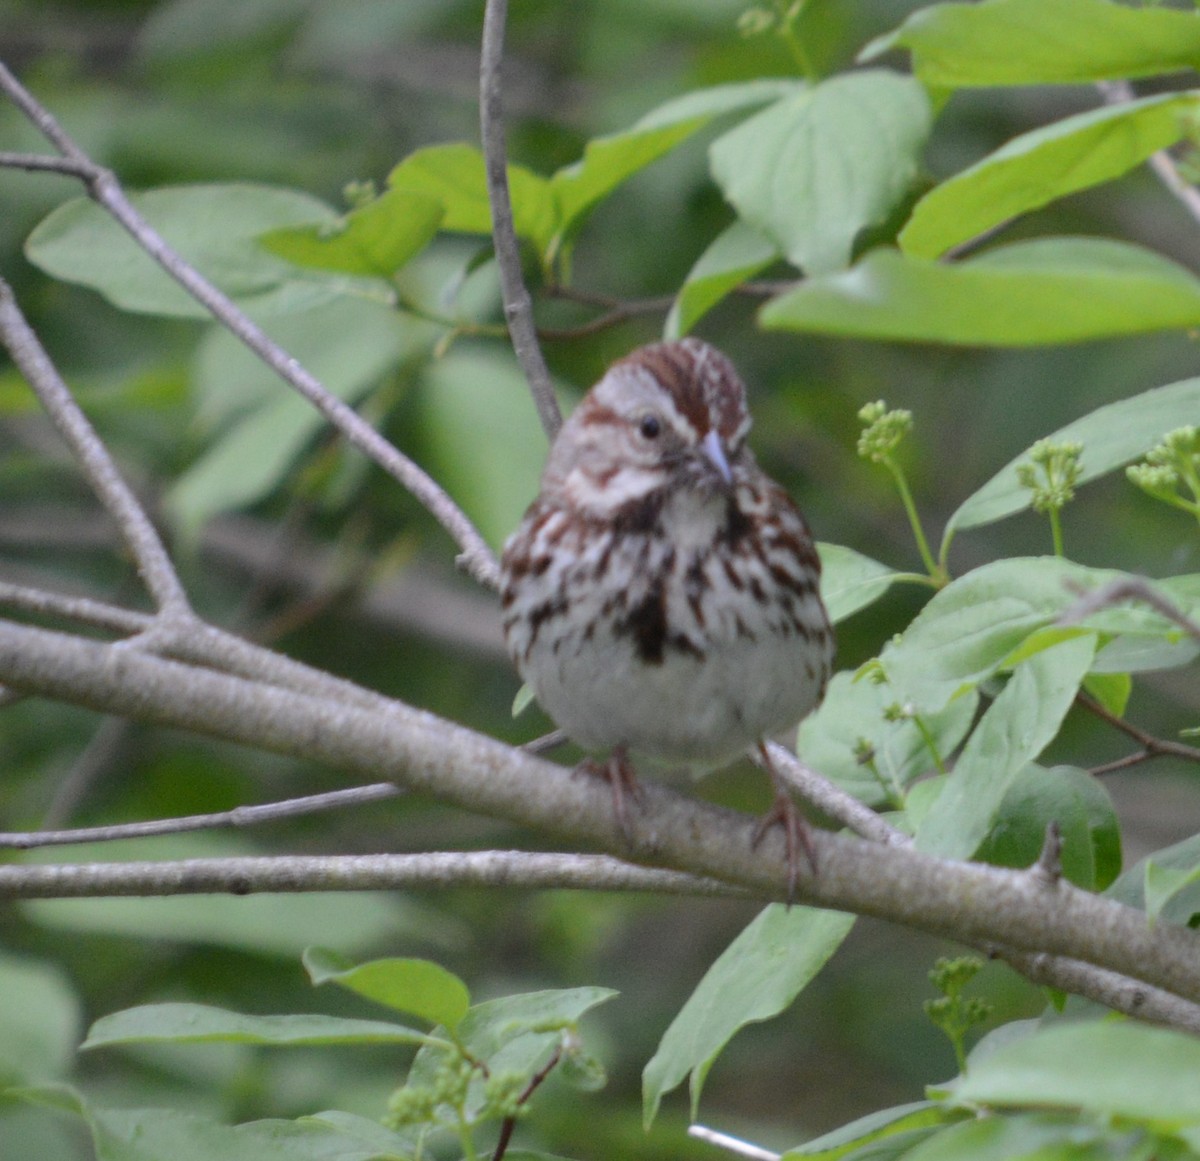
[1048,508,1065,558]
[887,460,942,583]
[912,715,948,777]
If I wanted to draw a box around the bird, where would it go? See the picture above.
[499,337,834,891]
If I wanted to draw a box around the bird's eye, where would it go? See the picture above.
[638,414,661,440]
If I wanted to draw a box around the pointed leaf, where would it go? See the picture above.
[665,220,779,338]
[643,905,854,1126]
[781,1101,952,1160]
[304,949,470,1030]
[1144,862,1200,926]
[387,143,557,253]
[949,1021,1200,1125]
[943,376,1200,546]
[879,557,1114,713]
[83,1002,427,1049]
[25,184,359,319]
[761,239,1200,345]
[816,542,907,625]
[901,93,1200,260]
[260,187,443,276]
[915,636,1097,860]
[710,71,932,275]
[553,79,801,241]
[865,0,1200,88]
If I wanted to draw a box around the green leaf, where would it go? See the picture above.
[796,671,977,809]
[864,0,1200,88]
[405,987,616,1122]
[420,349,551,550]
[1144,862,1200,926]
[949,1020,1200,1126]
[974,764,1122,891]
[879,557,1115,713]
[1106,833,1200,927]
[710,70,932,275]
[781,1101,953,1160]
[0,953,80,1085]
[901,93,1200,260]
[665,220,779,338]
[303,949,471,1030]
[1081,671,1131,718]
[944,377,1200,548]
[71,1102,419,1161]
[24,184,368,319]
[761,239,1200,346]
[165,298,420,538]
[82,1002,428,1050]
[915,635,1096,860]
[387,143,557,253]
[553,79,801,245]
[898,1111,1118,1161]
[642,905,854,1126]
[817,542,907,625]
[260,186,444,276]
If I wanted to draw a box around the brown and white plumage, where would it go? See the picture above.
[500,338,834,882]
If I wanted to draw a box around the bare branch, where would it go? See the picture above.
[1096,81,1200,228]
[0,278,191,617]
[3,618,1200,1006]
[0,579,152,636]
[0,784,404,849]
[479,0,562,440]
[0,851,742,899]
[0,60,500,591]
[1078,690,1200,768]
[0,151,94,178]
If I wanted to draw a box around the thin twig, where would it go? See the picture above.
[1060,576,1200,641]
[0,851,745,899]
[0,278,192,617]
[0,151,94,177]
[538,294,676,341]
[0,785,404,849]
[0,60,500,591]
[1096,81,1200,228]
[479,0,562,440]
[0,580,153,636]
[1077,690,1200,768]
[492,1043,563,1160]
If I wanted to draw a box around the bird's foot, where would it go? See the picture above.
[752,742,817,902]
[578,744,644,843]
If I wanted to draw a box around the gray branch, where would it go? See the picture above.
[2,617,1200,1009]
[0,59,500,591]
[480,0,562,440]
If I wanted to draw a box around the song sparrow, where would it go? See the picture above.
[500,338,834,887]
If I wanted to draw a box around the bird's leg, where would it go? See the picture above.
[578,743,644,842]
[752,741,817,901]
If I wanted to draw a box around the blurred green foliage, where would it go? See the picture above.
[4,1,1200,1159]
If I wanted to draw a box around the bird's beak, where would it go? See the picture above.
[701,429,733,486]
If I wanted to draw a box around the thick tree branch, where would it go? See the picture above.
[480,0,562,440]
[2,618,1200,1007]
[0,60,500,591]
